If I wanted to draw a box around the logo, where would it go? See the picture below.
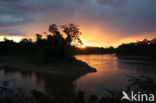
[121,91,155,102]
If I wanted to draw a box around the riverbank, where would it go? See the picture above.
[0,57,96,74]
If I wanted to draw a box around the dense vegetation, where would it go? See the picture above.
[116,38,156,56]
[75,38,156,56]
[0,24,83,63]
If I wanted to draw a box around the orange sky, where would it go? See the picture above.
[0,27,156,48]
[0,21,156,48]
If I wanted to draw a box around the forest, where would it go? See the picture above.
[0,24,83,63]
[116,38,156,56]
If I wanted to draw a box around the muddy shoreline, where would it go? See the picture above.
[0,57,96,74]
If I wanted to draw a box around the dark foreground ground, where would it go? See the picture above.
[0,57,96,74]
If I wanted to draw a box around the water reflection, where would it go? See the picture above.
[0,69,45,92]
[75,54,156,97]
[35,73,85,102]
[0,68,85,103]
[0,54,156,100]
[117,56,156,75]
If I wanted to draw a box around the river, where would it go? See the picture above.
[0,54,156,100]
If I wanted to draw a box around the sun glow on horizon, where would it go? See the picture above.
[0,36,26,42]
[80,44,87,48]
[79,42,91,48]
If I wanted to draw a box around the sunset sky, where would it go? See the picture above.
[0,0,156,47]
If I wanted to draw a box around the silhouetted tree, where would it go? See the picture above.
[61,24,83,47]
[36,34,42,41]
[0,24,83,62]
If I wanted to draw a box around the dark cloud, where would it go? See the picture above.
[0,15,30,28]
[0,1,32,28]
[0,27,26,36]
[0,0,19,2]
[0,0,156,40]
[97,0,127,7]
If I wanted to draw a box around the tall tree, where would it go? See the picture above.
[61,23,83,47]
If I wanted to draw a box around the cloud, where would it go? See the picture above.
[84,0,156,37]
[97,0,127,7]
[0,27,26,36]
[0,0,156,45]
[0,15,30,28]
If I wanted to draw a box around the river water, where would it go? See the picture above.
[0,54,156,99]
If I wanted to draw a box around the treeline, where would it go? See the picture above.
[0,23,156,56]
[0,24,83,62]
[116,38,156,56]
[74,46,115,54]
[75,38,156,56]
